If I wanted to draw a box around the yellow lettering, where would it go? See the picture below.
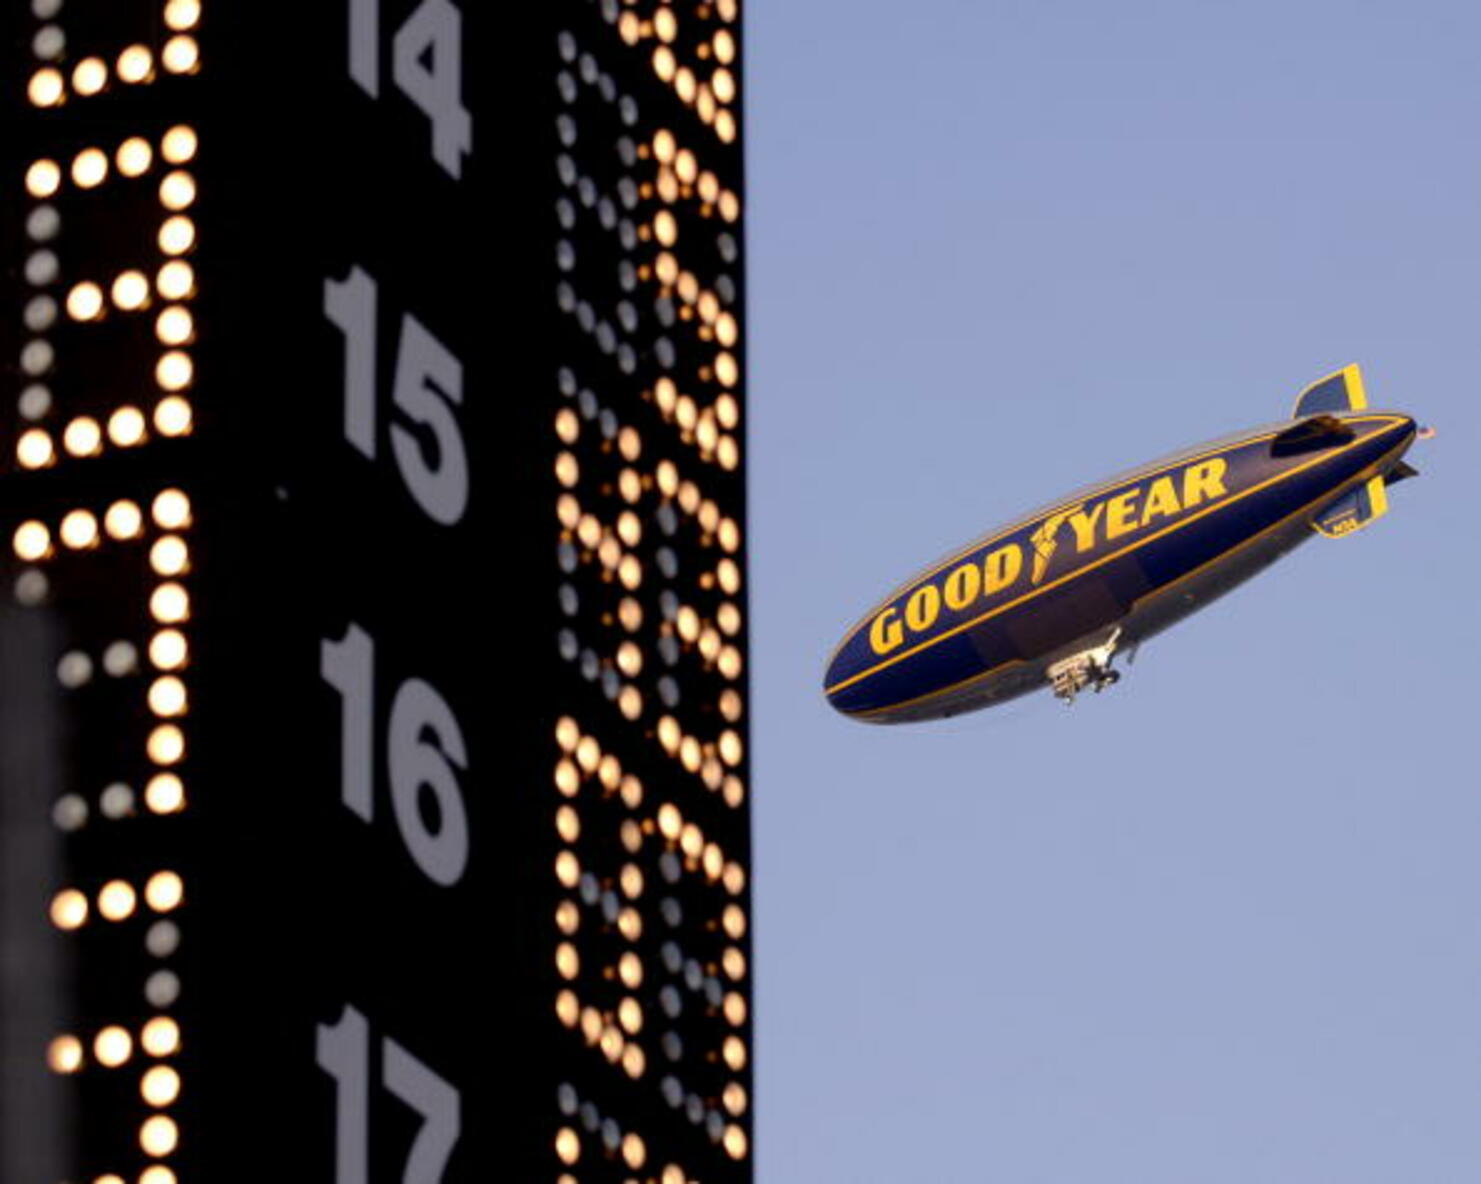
[943,562,981,611]
[984,543,1022,594]
[1105,488,1141,539]
[1182,458,1228,507]
[1067,503,1104,552]
[904,585,940,633]
[869,607,904,655]
[1140,476,1182,525]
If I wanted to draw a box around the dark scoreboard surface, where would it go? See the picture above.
[2,1,749,1182]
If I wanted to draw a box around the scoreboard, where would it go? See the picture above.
[0,2,750,1181]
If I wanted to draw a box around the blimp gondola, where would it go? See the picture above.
[824,365,1424,722]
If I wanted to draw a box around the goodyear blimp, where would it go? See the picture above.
[824,365,1425,722]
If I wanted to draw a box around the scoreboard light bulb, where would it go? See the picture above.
[150,630,188,670]
[113,270,151,310]
[575,735,600,773]
[140,1168,178,1184]
[162,35,200,74]
[719,189,741,222]
[117,45,154,84]
[715,28,737,63]
[108,406,148,447]
[722,904,747,939]
[675,66,697,104]
[622,1043,646,1078]
[144,870,184,912]
[145,772,186,814]
[622,1132,647,1170]
[699,170,721,203]
[25,159,61,197]
[618,554,642,590]
[653,45,676,81]
[156,306,194,345]
[722,946,747,979]
[71,148,109,189]
[554,407,579,443]
[723,775,745,807]
[150,583,190,624]
[718,558,741,594]
[117,137,153,176]
[654,210,678,246]
[555,493,579,529]
[140,1114,179,1156]
[50,888,88,929]
[555,941,579,980]
[60,510,100,550]
[147,724,186,765]
[554,715,579,751]
[95,1025,134,1067]
[554,759,579,796]
[148,676,188,717]
[719,729,744,766]
[713,67,737,104]
[717,311,740,347]
[63,418,104,457]
[47,1034,83,1074]
[165,0,202,30]
[17,429,55,469]
[72,57,107,96]
[157,261,195,300]
[28,68,64,107]
[654,377,678,414]
[680,821,703,857]
[155,396,194,437]
[104,500,144,540]
[722,1035,747,1071]
[159,217,196,256]
[14,520,52,561]
[141,1064,181,1106]
[555,989,578,1027]
[719,645,743,679]
[152,489,192,529]
[555,899,579,934]
[618,951,643,987]
[161,126,198,164]
[150,536,190,576]
[720,687,743,720]
[618,997,644,1034]
[555,1127,580,1165]
[718,434,740,470]
[156,351,194,391]
[98,880,138,921]
[675,148,698,184]
[555,451,579,488]
[653,129,677,164]
[555,804,579,842]
[654,7,678,41]
[67,282,105,321]
[619,686,643,720]
[723,991,748,1025]
[724,1125,749,1160]
[554,850,579,888]
[141,1017,181,1057]
[159,170,196,211]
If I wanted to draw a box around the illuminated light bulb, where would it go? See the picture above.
[67,282,104,321]
[554,759,579,796]
[622,1043,645,1078]
[152,489,192,529]
[48,1034,83,1074]
[720,687,744,721]
[576,514,600,549]
[678,480,701,514]
[717,311,739,348]
[619,598,643,632]
[157,261,195,300]
[148,676,187,717]
[597,535,621,570]
[619,686,642,720]
[698,291,720,325]
[71,148,109,189]
[703,841,724,880]
[555,493,580,530]
[676,149,698,186]
[155,351,193,392]
[156,306,195,347]
[618,467,641,503]
[618,997,643,1035]
[618,554,642,590]
[150,630,188,671]
[716,392,740,427]
[723,904,747,940]
[17,429,55,469]
[617,907,641,940]
[722,1035,747,1071]
[653,129,677,163]
[657,802,681,840]
[161,126,198,166]
[140,1167,178,1184]
[72,57,107,95]
[140,1114,179,1156]
[680,821,703,858]
[715,29,737,63]
[719,730,744,766]
[141,1017,180,1057]
[150,583,190,625]
[165,0,202,30]
[150,536,190,577]
[663,1166,685,1184]
[579,1008,600,1044]
[555,900,579,935]
[616,641,642,677]
[554,990,578,1027]
[158,215,196,257]
[554,451,579,487]
[652,45,676,81]
[140,1063,182,1107]
[63,418,103,458]
[60,510,100,550]
[28,68,64,107]
[95,1025,133,1067]
[113,270,151,310]
[654,210,678,246]
[50,888,88,929]
[104,500,144,540]
[154,396,194,438]
[554,850,579,888]
[619,951,643,987]
[98,880,137,921]
[657,716,681,755]
[723,775,745,808]
[676,396,697,431]
[600,1024,623,1061]
[654,6,678,41]
[145,870,184,912]
[655,252,679,286]
[718,434,740,470]
[598,754,622,790]
[162,36,200,75]
[555,941,579,979]
[147,724,185,765]
[108,406,148,447]
[554,407,579,443]
[719,645,743,679]
[618,10,641,43]
[677,272,700,306]
[116,136,153,176]
[555,1127,580,1165]
[25,159,61,197]
[722,946,747,979]
[719,188,741,221]
[676,606,700,642]
[675,66,697,104]
[145,772,186,814]
[117,45,154,84]
[724,991,747,1026]
[654,377,678,414]
[159,170,196,211]
[713,67,737,104]
[555,716,578,750]
[718,558,741,594]
[575,735,600,773]
[622,1132,647,1169]
[554,804,579,843]
[724,1124,749,1160]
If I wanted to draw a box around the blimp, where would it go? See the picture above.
[824,365,1424,722]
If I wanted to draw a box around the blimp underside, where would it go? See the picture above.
[825,401,1416,722]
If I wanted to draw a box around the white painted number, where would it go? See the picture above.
[347,0,473,178]
[321,624,470,886]
[317,1004,462,1184]
[324,267,468,526]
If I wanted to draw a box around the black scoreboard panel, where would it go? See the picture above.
[0,2,748,1182]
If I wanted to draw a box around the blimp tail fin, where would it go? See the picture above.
[1292,364,1367,418]
[1313,475,1390,538]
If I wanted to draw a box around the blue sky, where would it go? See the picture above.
[748,2,1481,1180]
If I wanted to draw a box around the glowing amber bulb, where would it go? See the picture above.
[72,57,107,96]
[94,1025,134,1067]
[148,676,188,717]
[161,125,198,164]
[145,772,186,814]
[150,630,188,670]
[555,942,579,979]
[622,1132,647,1169]
[113,270,151,311]
[109,406,148,447]
[159,170,196,211]
[150,536,190,577]
[104,500,144,540]
[713,67,737,104]
[63,418,103,458]
[150,583,190,625]
[555,990,578,1027]
[653,45,676,81]
[622,1043,645,1078]
[98,880,137,921]
[148,724,185,765]
[554,804,579,842]
[723,946,747,980]
[117,136,153,176]
[159,217,196,256]
[67,282,104,321]
[724,1125,749,1160]
[723,903,747,939]
[654,7,678,41]
[141,1064,181,1106]
[555,1127,580,1165]
[155,352,193,392]
[153,489,192,529]
[157,261,195,300]
[619,686,643,720]
[162,35,199,74]
[140,1113,179,1156]
[17,429,55,469]
[555,899,579,934]
[165,0,202,30]
[25,159,61,197]
[60,510,100,550]
[723,1034,747,1071]
[554,759,579,796]
[554,850,579,888]
[145,870,184,912]
[155,397,194,438]
[554,715,579,751]
[141,1017,180,1058]
[50,888,88,930]
[619,951,643,987]
[17,520,55,560]
[28,68,64,107]
[140,1167,178,1184]
[48,1034,83,1074]
[156,305,194,345]
[71,148,108,189]
[117,46,154,84]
